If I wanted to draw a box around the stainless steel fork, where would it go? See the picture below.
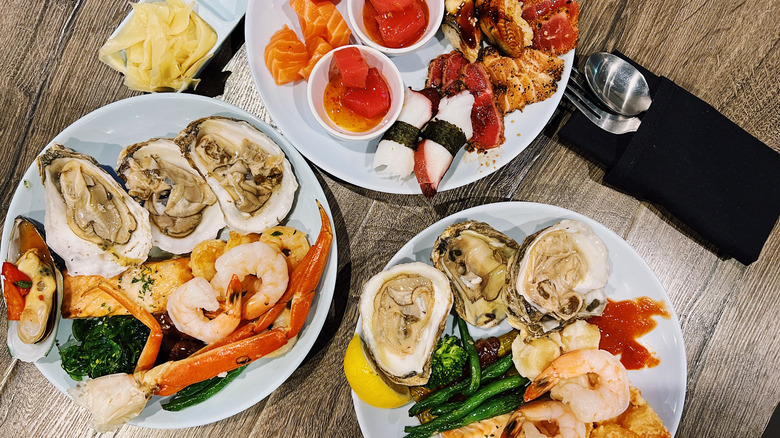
[564,67,642,134]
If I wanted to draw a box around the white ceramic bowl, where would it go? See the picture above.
[306,45,404,142]
[346,0,444,56]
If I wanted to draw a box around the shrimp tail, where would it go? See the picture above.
[524,374,557,402]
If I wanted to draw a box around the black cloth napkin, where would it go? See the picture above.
[559,52,780,265]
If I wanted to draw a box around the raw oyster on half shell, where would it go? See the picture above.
[431,221,518,328]
[37,144,152,277]
[117,138,225,254]
[503,220,609,336]
[177,116,298,234]
[359,262,453,386]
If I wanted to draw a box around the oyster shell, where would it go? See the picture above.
[117,138,226,254]
[476,0,533,57]
[37,144,152,277]
[5,217,63,362]
[359,262,453,386]
[431,221,518,328]
[503,220,609,336]
[178,116,298,234]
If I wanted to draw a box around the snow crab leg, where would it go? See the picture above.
[94,282,162,372]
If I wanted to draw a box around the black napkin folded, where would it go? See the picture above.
[559,52,780,265]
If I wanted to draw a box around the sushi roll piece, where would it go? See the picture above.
[414,90,475,197]
[372,88,440,179]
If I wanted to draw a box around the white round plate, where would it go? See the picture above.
[246,1,572,195]
[352,201,686,437]
[0,93,338,429]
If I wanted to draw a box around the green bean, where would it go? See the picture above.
[409,380,469,416]
[403,375,527,435]
[457,315,481,395]
[408,353,515,417]
[428,400,461,416]
[161,365,247,411]
[404,392,526,438]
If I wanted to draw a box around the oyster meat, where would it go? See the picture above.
[178,116,298,234]
[117,138,226,254]
[431,221,518,328]
[359,262,453,386]
[38,144,152,277]
[4,217,63,362]
[503,220,609,336]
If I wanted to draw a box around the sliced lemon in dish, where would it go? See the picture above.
[344,334,412,409]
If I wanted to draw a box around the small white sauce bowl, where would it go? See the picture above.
[346,0,444,56]
[306,45,404,142]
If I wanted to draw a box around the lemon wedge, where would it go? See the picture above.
[344,334,412,409]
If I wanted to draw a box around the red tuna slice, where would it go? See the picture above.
[426,54,446,88]
[342,68,391,119]
[376,1,426,48]
[333,47,368,88]
[414,139,454,197]
[369,0,414,15]
[531,8,579,53]
[521,0,571,21]
[441,51,469,91]
[470,93,505,150]
[461,63,504,150]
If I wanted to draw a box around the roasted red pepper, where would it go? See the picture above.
[2,262,31,320]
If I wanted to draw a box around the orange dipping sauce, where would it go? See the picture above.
[587,297,671,370]
[323,73,385,132]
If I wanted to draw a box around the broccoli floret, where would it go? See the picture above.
[425,334,468,389]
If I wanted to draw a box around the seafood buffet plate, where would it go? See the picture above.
[245,1,573,195]
[351,202,686,437]
[0,93,338,429]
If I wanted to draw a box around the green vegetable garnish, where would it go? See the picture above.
[161,365,247,411]
[58,316,149,380]
[425,334,468,390]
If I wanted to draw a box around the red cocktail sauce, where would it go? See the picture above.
[323,73,386,132]
[587,297,670,370]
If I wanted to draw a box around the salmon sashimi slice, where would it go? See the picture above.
[299,36,333,80]
[290,0,328,41]
[316,0,352,47]
[265,25,309,85]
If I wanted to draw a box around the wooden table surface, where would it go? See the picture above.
[1,0,778,437]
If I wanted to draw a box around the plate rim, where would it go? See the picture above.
[1,92,339,429]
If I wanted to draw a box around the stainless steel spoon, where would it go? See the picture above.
[584,52,652,117]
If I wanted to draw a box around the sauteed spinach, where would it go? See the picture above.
[58,316,149,380]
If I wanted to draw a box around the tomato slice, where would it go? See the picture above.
[333,47,369,88]
[2,262,30,320]
[342,68,390,119]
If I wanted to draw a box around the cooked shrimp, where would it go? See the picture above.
[259,225,310,271]
[502,401,587,438]
[210,241,289,320]
[167,276,241,344]
[524,349,630,423]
